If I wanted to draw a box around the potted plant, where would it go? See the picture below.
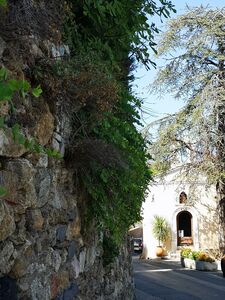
[180,249,217,271]
[152,215,170,257]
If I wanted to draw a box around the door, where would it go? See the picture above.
[177,211,193,246]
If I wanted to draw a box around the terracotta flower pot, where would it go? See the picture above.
[156,246,163,257]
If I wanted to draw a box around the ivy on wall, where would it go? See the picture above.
[62,0,175,251]
[81,94,152,242]
[0,0,175,255]
[0,0,175,260]
[64,0,176,70]
[0,0,7,8]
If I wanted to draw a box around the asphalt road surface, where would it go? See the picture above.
[133,256,225,300]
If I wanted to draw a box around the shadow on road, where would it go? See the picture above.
[133,257,225,300]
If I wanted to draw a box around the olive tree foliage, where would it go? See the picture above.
[145,6,225,247]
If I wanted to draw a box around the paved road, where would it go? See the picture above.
[133,256,225,300]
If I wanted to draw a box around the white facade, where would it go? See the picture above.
[142,167,220,258]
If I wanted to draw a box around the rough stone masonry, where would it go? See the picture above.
[0,1,134,299]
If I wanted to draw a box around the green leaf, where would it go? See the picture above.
[24,138,35,150]
[17,80,31,98]
[32,85,42,98]
[45,147,62,158]
[0,67,8,80]
[17,133,26,145]
[8,99,15,113]
[33,143,43,153]
[0,186,7,197]
[6,79,31,98]
[51,149,62,158]
[17,80,31,92]
[20,89,26,98]
[11,123,21,141]
[0,116,5,128]
[45,148,53,156]
[8,79,21,91]
[0,82,14,101]
[100,169,108,183]
[0,0,7,7]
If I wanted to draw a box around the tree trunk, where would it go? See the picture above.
[216,44,225,252]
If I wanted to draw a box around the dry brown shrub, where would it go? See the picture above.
[35,58,119,118]
[65,139,127,170]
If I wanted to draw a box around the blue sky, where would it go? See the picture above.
[133,0,225,126]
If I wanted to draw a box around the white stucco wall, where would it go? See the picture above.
[142,167,219,258]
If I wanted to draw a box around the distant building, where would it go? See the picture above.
[129,222,143,238]
[142,166,220,258]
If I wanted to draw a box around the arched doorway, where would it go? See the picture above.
[177,211,193,246]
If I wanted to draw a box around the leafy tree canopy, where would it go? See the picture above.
[147,7,225,185]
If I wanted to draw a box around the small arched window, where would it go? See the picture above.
[179,191,187,204]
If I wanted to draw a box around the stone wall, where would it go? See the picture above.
[0,1,134,299]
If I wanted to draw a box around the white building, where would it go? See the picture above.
[142,166,220,258]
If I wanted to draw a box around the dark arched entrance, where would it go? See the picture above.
[177,211,193,246]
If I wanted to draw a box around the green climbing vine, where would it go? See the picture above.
[62,1,174,255]
[0,1,175,263]
[0,0,7,8]
[0,186,7,197]
[64,0,176,69]
[81,93,152,243]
